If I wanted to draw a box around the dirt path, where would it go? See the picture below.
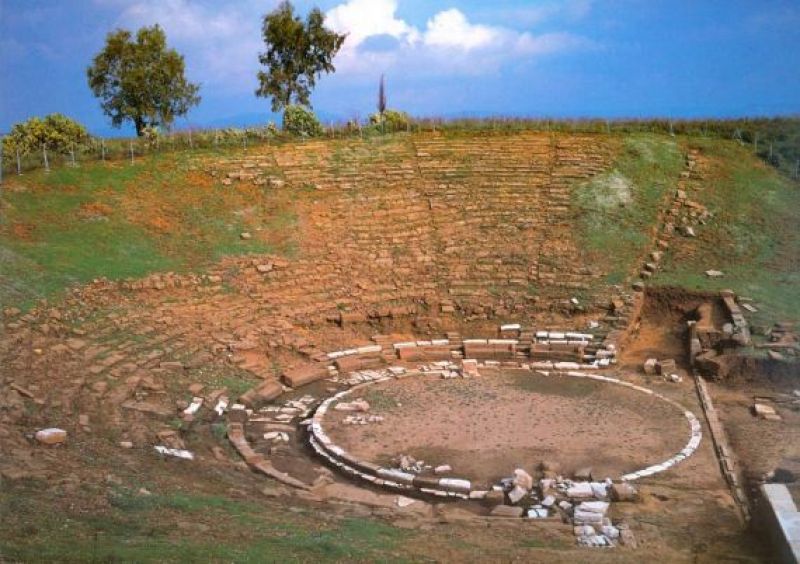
[324,370,689,482]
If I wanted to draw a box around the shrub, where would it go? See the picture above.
[282,105,323,137]
[3,113,91,155]
[141,125,162,148]
[369,109,410,132]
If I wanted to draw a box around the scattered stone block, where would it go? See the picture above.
[461,359,479,377]
[753,403,781,421]
[705,270,724,278]
[282,365,329,388]
[35,428,67,445]
[643,358,658,375]
[513,468,533,490]
[574,467,593,481]
[601,525,620,539]
[239,379,282,407]
[610,482,639,502]
[396,495,417,508]
[490,505,524,518]
[527,507,549,518]
[154,446,194,460]
[334,399,370,412]
[657,358,677,375]
[240,232,252,240]
[567,482,594,499]
[507,485,528,505]
[482,489,505,506]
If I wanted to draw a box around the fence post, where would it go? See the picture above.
[243,134,247,150]
[754,133,759,153]
[42,145,49,172]
[129,141,134,164]
[70,143,76,167]
[16,149,22,175]
[101,139,106,161]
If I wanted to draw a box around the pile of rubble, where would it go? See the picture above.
[758,322,798,361]
[488,466,638,547]
[643,357,682,382]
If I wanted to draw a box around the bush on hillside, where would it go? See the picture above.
[369,109,411,132]
[3,114,91,155]
[282,105,323,137]
[141,125,162,148]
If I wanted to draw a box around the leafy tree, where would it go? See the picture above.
[2,114,90,155]
[256,1,346,112]
[87,25,200,136]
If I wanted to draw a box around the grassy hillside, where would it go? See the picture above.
[1,131,797,321]
[573,135,683,285]
[0,150,298,309]
[657,139,800,324]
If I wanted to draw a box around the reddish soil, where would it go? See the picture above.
[324,369,688,482]
[708,379,800,482]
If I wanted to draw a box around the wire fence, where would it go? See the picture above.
[1,116,798,183]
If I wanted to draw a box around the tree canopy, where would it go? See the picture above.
[87,25,200,136]
[256,1,346,112]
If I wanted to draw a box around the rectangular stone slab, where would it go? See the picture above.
[282,365,329,387]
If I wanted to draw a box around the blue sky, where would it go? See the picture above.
[1,0,798,136]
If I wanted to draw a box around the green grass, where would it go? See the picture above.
[657,139,800,324]
[573,134,684,285]
[1,484,411,563]
[0,152,295,309]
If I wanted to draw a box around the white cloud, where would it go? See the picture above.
[104,0,596,93]
[111,0,274,92]
[514,31,595,55]
[326,0,418,48]
[422,9,500,51]
[326,1,596,77]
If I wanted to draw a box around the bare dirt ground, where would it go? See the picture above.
[708,376,800,488]
[324,369,688,482]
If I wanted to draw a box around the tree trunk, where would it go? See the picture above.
[134,116,145,137]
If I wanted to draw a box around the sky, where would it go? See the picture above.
[1,0,799,136]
